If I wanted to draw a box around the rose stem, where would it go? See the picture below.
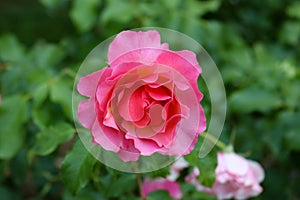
[200,132,228,151]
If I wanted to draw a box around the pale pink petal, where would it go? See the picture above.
[248,160,265,183]
[234,184,262,200]
[142,178,182,199]
[167,157,189,181]
[77,70,104,97]
[185,167,214,194]
[78,99,96,129]
[117,148,140,162]
[108,30,162,65]
[212,181,236,200]
[103,108,119,130]
[220,152,248,176]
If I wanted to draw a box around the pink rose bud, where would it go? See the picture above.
[213,152,265,200]
[141,177,182,199]
[77,30,206,162]
[186,152,265,200]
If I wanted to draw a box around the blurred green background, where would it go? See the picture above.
[0,0,299,199]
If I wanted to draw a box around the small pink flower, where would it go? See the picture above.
[77,30,206,162]
[167,157,189,181]
[141,177,182,199]
[186,152,265,200]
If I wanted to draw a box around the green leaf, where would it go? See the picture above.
[32,122,75,156]
[0,95,28,159]
[106,174,136,198]
[147,190,174,200]
[101,0,138,25]
[39,0,61,9]
[286,1,300,19]
[62,186,106,200]
[28,42,65,69]
[229,87,282,113]
[280,111,300,152]
[70,0,99,32]
[61,139,97,194]
[0,185,21,200]
[279,21,300,45]
[50,78,73,119]
[184,136,217,187]
[32,82,49,107]
[0,34,25,62]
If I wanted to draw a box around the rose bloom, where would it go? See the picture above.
[77,30,206,162]
[185,152,265,200]
[142,177,182,199]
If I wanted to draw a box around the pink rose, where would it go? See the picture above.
[141,177,182,199]
[77,30,206,162]
[186,152,265,200]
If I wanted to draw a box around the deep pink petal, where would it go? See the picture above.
[129,87,145,121]
[145,86,171,101]
[142,178,182,199]
[126,134,160,155]
[156,51,203,101]
[91,120,119,152]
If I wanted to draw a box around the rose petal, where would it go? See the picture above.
[126,134,160,155]
[128,87,146,121]
[78,99,96,129]
[117,149,140,162]
[145,86,171,101]
[78,69,104,97]
[167,157,189,181]
[103,108,119,130]
[108,30,163,65]
[223,153,248,176]
[156,51,203,101]
[142,178,182,199]
[91,120,119,152]
[248,160,265,183]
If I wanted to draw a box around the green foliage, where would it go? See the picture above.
[0,95,28,159]
[0,0,300,199]
[147,190,174,200]
[70,0,100,33]
[32,122,75,156]
[185,136,217,187]
[61,139,97,194]
[229,87,282,113]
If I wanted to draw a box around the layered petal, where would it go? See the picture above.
[108,30,166,66]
